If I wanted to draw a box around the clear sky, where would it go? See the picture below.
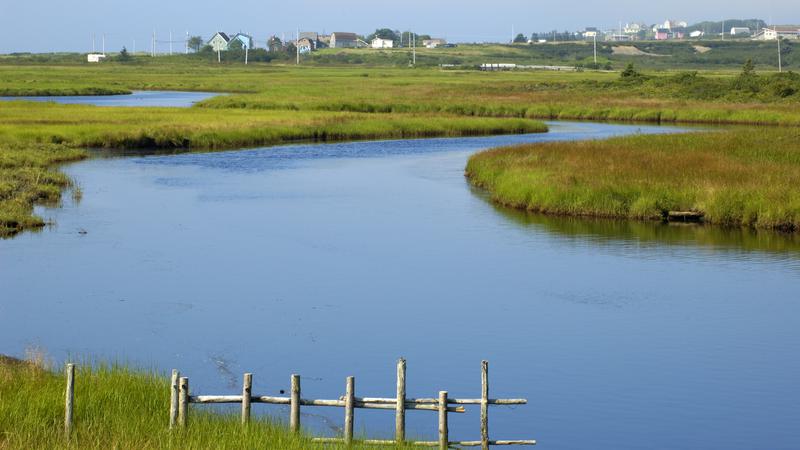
[2,0,797,53]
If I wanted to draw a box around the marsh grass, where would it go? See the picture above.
[0,144,86,237]
[466,128,800,231]
[0,355,411,449]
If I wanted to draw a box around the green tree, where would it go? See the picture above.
[513,33,527,43]
[620,63,642,79]
[368,28,399,43]
[742,58,756,76]
[188,36,204,53]
[117,46,131,62]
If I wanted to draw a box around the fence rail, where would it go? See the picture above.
[172,359,536,449]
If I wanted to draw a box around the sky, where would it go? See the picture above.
[2,0,798,53]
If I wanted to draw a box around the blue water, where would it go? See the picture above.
[0,90,217,107]
[1,122,798,449]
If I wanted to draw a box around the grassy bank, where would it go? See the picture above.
[466,128,800,231]
[0,355,400,449]
[0,145,86,236]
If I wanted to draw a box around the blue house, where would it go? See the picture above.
[229,33,254,49]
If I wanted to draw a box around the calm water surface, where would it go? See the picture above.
[1,122,798,449]
[0,90,217,107]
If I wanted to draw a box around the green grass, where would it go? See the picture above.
[0,355,410,449]
[0,144,86,237]
[466,128,800,231]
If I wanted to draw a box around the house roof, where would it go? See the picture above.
[332,32,358,41]
[211,32,230,42]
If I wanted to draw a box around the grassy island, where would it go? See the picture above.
[466,128,800,231]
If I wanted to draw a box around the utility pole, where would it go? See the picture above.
[92,34,96,53]
[102,34,105,55]
[778,35,782,72]
[297,27,300,65]
[169,30,173,55]
[593,34,597,64]
[152,30,156,57]
[412,33,416,65]
[722,19,725,40]
[185,31,189,54]
[133,39,136,54]
[245,44,249,64]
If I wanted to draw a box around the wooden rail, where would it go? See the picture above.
[172,359,536,448]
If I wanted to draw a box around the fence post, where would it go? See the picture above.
[169,369,180,429]
[290,374,301,433]
[438,391,449,450]
[344,376,355,445]
[178,377,189,428]
[395,358,406,443]
[64,363,75,439]
[481,361,489,450]
[242,373,253,425]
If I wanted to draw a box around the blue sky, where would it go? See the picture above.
[2,0,797,53]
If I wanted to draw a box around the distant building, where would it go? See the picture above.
[330,32,359,48]
[423,38,447,48]
[296,37,315,54]
[624,23,645,34]
[690,30,705,38]
[371,38,394,49]
[87,53,106,63]
[208,32,231,52]
[229,33,254,49]
[583,27,599,39]
[753,26,800,40]
[655,29,670,40]
[730,27,751,36]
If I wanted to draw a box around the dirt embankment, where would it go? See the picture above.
[612,46,669,57]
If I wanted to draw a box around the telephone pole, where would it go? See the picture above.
[102,34,105,55]
[169,30,173,55]
[92,34,96,53]
[152,30,156,57]
[297,28,300,65]
[593,34,597,64]
[185,31,189,54]
[778,35,783,72]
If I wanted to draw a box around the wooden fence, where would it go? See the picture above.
[170,359,536,448]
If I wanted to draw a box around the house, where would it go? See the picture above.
[655,29,670,40]
[229,33,254,49]
[690,30,704,38]
[673,29,686,39]
[423,38,447,48]
[624,23,644,34]
[753,26,800,40]
[583,27,599,39]
[730,27,751,36]
[87,53,106,63]
[330,32,359,48]
[371,38,394,49]
[296,37,315,54]
[208,32,231,52]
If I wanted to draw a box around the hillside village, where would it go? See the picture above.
[195,19,798,56]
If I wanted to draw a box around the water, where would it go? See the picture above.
[0,90,217,107]
[1,122,798,449]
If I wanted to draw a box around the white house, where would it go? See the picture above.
[207,32,231,52]
[689,30,704,38]
[87,53,106,63]
[730,27,751,36]
[423,38,447,48]
[371,38,394,49]
[754,26,800,40]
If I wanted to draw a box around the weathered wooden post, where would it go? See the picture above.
[290,374,301,433]
[395,358,407,443]
[242,373,253,425]
[438,391,449,450]
[169,369,180,429]
[178,377,189,428]
[344,376,355,445]
[481,360,489,450]
[64,363,75,439]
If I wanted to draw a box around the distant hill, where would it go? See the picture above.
[687,19,767,34]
